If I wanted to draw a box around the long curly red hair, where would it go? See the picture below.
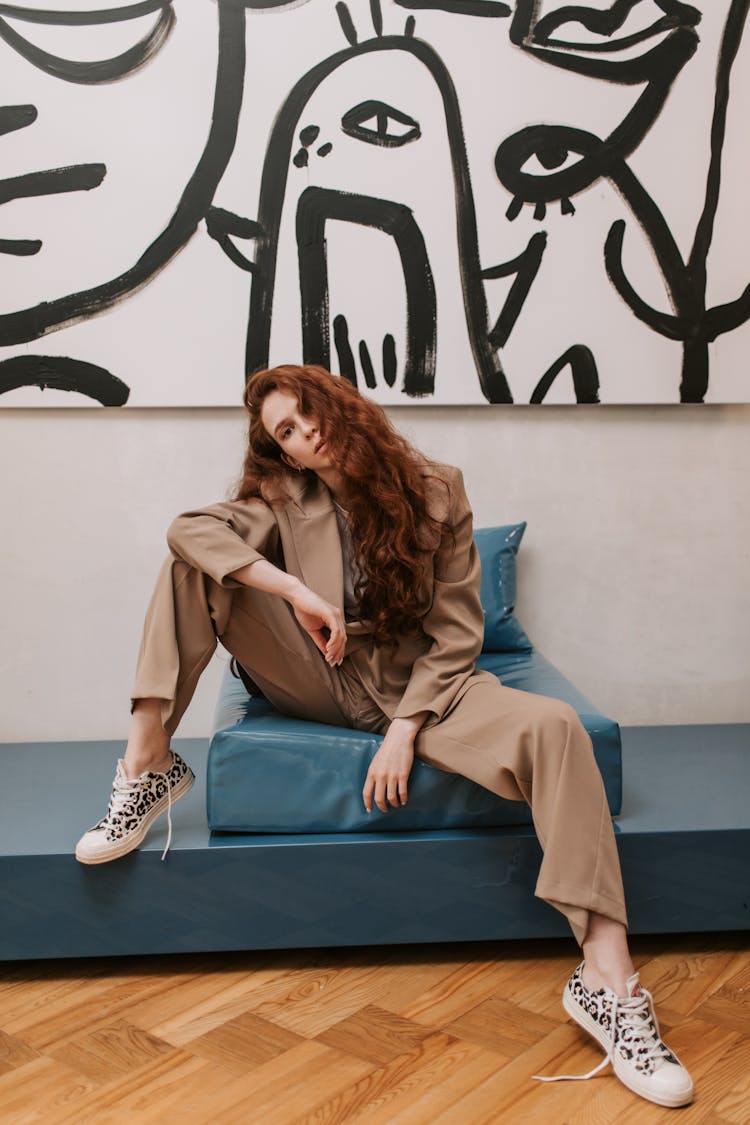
[236,365,451,644]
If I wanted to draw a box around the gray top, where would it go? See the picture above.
[332,499,362,620]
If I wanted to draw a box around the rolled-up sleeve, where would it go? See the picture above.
[166,499,281,588]
[393,468,484,723]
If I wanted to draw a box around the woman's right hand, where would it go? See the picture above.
[229,559,346,666]
[290,583,347,666]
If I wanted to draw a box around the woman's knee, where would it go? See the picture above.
[168,557,233,634]
[523,697,591,761]
[521,693,576,730]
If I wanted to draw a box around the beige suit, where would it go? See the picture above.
[133,465,627,945]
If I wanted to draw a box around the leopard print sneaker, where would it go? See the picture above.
[534,963,694,1107]
[75,751,195,865]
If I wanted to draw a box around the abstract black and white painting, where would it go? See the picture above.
[1,0,748,405]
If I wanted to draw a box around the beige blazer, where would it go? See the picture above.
[165,463,486,725]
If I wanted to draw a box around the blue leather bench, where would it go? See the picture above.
[207,523,622,834]
[2,522,747,960]
[5,724,748,960]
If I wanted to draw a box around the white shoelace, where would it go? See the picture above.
[533,986,672,1083]
[159,769,174,862]
[102,760,174,862]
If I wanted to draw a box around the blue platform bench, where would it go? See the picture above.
[207,523,622,835]
[2,517,746,958]
[1,520,747,961]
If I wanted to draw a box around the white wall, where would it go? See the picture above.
[2,403,748,743]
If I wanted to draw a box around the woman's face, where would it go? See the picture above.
[260,388,334,474]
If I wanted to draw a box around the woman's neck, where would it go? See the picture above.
[317,467,348,504]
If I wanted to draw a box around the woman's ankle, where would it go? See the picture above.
[123,748,173,779]
[125,699,172,778]
[581,961,633,997]
[581,914,635,997]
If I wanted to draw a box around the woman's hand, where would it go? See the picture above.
[289,583,347,666]
[229,559,346,667]
[363,714,427,813]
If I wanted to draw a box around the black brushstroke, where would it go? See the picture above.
[604,217,683,338]
[299,125,320,146]
[293,148,309,168]
[687,0,744,312]
[370,0,383,37]
[206,206,261,241]
[246,34,511,402]
[0,355,130,406]
[333,314,357,386]
[394,0,510,16]
[703,286,750,344]
[383,334,397,386]
[405,14,416,35]
[341,100,420,148]
[296,187,436,396]
[0,2,168,26]
[531,0,700,48]
[317,143,333,157]
[501,1,745,399]
[498,126,692,335]
[0,238,41,255]
[205,206,261,273]
[335,2,358,45]
[484,231,547,349]
[239,0,318,6]
[0,2,246,348]
[0,104,36,137]
[505,196,523,221]
[510,0,700,82]
[530,345,600,404]
[359,340,377,388]
[0,163,105,206]
[0,3,174,85]
[599,0,750,402]
[540,21,691,54]
[494,83,700,213]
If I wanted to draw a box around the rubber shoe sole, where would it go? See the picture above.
[75,767,195,865]
[563,985,694,1108]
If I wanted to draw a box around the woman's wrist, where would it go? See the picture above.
[284,575,307,603]
[387,713,428,740]
[230,559,304,604]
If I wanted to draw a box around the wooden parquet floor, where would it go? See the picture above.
[1,932,748,1125]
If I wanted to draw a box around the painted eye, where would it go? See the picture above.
[495,125,602,201]
[520,144,580,177]
[0,1,174,85]
[495,125,606,221]
[341,100,421,148]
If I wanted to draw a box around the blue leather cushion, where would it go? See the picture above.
[475,523,533,652]
[207,651,622,833]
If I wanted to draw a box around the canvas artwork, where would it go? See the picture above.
[0,0,748,406]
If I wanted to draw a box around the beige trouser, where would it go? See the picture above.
[133,559,628,945]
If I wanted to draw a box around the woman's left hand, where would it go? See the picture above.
[362,714,428,813]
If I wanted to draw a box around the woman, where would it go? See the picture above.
[76,364,692,1108]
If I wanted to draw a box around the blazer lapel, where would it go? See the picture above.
[283,475,345,614]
